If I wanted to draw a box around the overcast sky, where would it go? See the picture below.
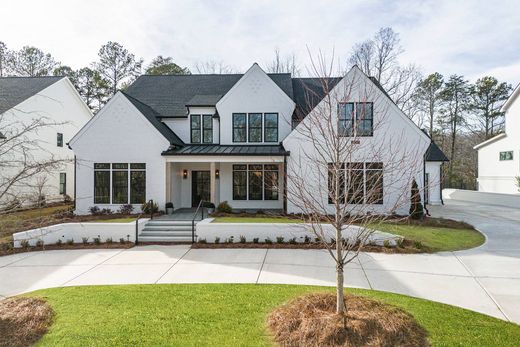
[1,0,519,85]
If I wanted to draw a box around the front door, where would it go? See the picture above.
[192,171,211,207]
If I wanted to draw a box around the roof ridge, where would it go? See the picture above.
[0,76,63,79]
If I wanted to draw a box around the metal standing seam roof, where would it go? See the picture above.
[162,144,290,156]
[0,76,64,114]
[425,142,449,162]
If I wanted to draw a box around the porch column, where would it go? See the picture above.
[165,162,172,204]
[210,162,216,203]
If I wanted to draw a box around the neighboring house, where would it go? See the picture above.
[474,84,520,194]
[69,64,447,216]
[0,77,93,206]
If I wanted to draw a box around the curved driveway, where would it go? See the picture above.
[1,199,519,323]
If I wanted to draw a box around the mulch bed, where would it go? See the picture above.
[191,240,425,254]
[267,292,429,347]
[0,242,134,257]
[0,297,54,347]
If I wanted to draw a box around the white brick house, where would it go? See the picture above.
[69,64,447,215]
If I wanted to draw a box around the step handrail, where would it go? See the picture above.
[135,213,143,246]
[191,200,204,243]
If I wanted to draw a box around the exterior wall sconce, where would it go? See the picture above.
[215,169,220,179]
[0,131,6,140]
[183,169,188,179]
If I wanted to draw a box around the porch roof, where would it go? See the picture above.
[162,144,290,156]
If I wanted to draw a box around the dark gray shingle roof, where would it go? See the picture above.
[126,73,294,118]
[121,92,184,146]
[162,144,289,156]
[0,76,63,114]
[425,142,449,162]
[292,78,342,120]
[186,94,223,106]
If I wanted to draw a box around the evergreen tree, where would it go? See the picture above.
[409,179,424,219]
[414,72,444,137]
[8,46,57,76]
[145,56,190,75]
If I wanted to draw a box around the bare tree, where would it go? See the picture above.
[286,53,426,326]
[194,60,237,74]
[266,48,300,76]
[8,46,58,77]
[349,27,422,119]
[0,41,9,77]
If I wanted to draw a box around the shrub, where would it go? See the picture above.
[81,237,89,244]
[100,208,113,215]
[214,237,220,244]
[276,236,285,244]
[93,237,101,245]
[304,235,311,244]
[202,202,215,209]
[409,179,424,220]
[216,201,232,213]
[288,237,297,244]
[315,237,321,243]
[253,238,259,244]
[20,240,30,249]
[56,239,63,246]
[265,237,273,244]
[119,238,126,244]
[396,238,404,248]
[239,235,246,243]
[198,238,207,244]
[36,239,44,248]
[414,240,423,249]
[105,237,113,244]
[141,201,159,214]
[89,206,101,215]
[225,236,234,244]
[63,194,72,203]
[66,239,74,246]
[118,204,134,215]
[383,240,391,248]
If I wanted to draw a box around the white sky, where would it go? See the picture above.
[1,0,519,85]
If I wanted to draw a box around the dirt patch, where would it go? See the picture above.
[192,240,425,254]
[0,297,54,347]
[267,293,429,347]
[0,242,134,257]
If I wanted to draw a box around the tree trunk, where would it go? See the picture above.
[335,226,347,328]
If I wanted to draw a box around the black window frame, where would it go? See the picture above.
[232,113,247,143]
[190,115,201,143]
[248,164,263,200]
[327,162,383,205]
[264,113,279,143]
[248,113,263,143]
[338,102,373,137]
[356,102,374,137]
[202,114,213,144]
[57,133,63,147]
[59,173,66,195]
[232,164,247,200]
[499,151,513,161]
[94,163,110,204]
[232,164,280,201]
[112,163,129,204]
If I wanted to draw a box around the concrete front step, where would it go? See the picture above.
[138,235,195,243]
[145,220,194,226]
[139,219,198,242]
[142,225,193,232]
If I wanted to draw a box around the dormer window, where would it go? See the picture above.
[339,102,373,137]
[191,114,213,143]
[232,112,279,143]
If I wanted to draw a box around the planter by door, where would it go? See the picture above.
[192,171,211,207]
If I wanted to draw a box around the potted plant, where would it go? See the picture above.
[203,202,215,214]
[165,202,174,215]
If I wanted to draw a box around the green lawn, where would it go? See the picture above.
[212,216,303,223]
[87,217,135,223]
[26,284,519,346]
[374,223,485,252]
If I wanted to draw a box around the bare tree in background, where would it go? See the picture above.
[194,60,237,74]
[349,27,422,121]
[7,46,58,77]
[286,53,425,326]
[0,41,9,77]
[266,48,300,76]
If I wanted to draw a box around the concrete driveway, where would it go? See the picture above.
[1,199,519,324]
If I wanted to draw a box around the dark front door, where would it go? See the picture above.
[192,171,211,207]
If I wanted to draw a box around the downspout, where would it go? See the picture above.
[440,162,445,205]
[73,155,77,210]
[283,153,288,214]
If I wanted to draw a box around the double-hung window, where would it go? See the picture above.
[57,133,63,147]
[232,164,280,201]
[339,102,373,137]
[191,114,213,143]
[59,173,66,195]
[248,113,262,142]
[264,113,278,142]
[202,115,213,143]
[232,113,247,142]
[94,163,146,204]
[190,115,201,143]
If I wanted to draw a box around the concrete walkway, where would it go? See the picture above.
[1,199,519,324]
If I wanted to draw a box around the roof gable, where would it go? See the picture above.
[0,76,63,114]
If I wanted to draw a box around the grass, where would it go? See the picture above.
[213,216,303,223]
[374,223,485,252]
[24,284,519,346]
[86,217,135,223]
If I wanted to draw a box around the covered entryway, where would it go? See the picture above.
[191,171,211,207]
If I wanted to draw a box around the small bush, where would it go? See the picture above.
[81,237,89,244]
[105,237,113,244]
[409,179,424,220]
[396,238,404,248]
[118,204,134,215]
[198,238,207,244]
[63,194,72,203]
[20,240,30,249]
[100,208,113,215]
[276,236,285,244]
[288,237,297,244]
[315,237,321,243]
[304,235,311,244]
[225,236,234,244]
[141,201,159,214]
[119,238,126,244]
[202,202,215,209]
[216,201,232,213]
[56,239,63,246]
[93,237,101,245]
[89,206,101,215]
[383,240,391,248]
[253,238,259,244]
[214,237,220,244]
[265,237,273,244]
[414,240,423,249]
[239,235,246,243]
[66,239,74,246]
[36,239,44,248]
[165,202,174,209]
